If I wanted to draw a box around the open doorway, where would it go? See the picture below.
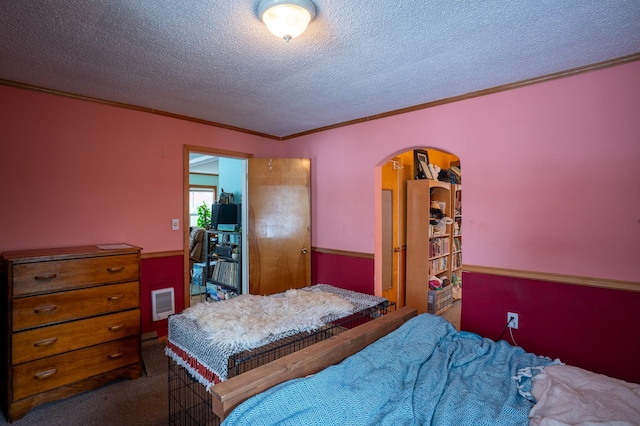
[186,153,218,305]
[183,145,251,309]
[183,148,312,307]
[376,147,462,329]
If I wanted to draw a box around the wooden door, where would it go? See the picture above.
[248,158,311,295]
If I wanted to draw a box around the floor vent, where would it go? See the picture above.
[151,288,175,321]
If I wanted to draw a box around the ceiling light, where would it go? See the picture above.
[258,0,316,42]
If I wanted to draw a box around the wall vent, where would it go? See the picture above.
[151,288,175,321]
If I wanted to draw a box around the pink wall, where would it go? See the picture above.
[287,60,640,382]
[286,60,640,282]
[0,85,284,254]
[3,62,638,279]
[2,61,639,380]
[0,86,285,337]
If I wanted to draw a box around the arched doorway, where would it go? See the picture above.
[375,147,462,328]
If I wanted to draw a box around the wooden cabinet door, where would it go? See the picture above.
[248,158,311,295]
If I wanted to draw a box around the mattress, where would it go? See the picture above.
[166,284,388,390]
[222,313,556,425]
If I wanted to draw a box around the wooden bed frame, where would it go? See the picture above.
[210,306,418,420]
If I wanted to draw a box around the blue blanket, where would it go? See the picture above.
[222,313,554,425]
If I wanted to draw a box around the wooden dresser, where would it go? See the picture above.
[1,244,143,422]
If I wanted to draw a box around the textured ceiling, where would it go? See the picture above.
[1,1,639,138]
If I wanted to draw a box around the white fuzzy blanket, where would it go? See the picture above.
[182,289,354,351]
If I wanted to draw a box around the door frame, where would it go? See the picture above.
[183,144,252,308]
[374,147,461,305]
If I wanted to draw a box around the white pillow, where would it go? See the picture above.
[529,364,640,425]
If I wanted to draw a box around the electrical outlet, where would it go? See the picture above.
[507,312,519,329]
[171,218,179,231]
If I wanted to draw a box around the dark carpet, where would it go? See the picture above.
[1,341,169,426]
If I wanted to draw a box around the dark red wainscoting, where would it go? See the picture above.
[140,255,184,337]
[461,272,640,384]
[312,251,375,295]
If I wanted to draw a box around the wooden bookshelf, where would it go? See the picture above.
[406,179,453,314]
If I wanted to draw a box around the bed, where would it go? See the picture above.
[166,284,392,425]
[213,307,640,426]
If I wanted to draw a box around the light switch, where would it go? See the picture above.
[171,218,179,231]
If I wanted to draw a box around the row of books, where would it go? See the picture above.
[211,260,239,288]
[454,218,462,236]
[429,256,448,275]
[452,252,462,270]
[429,238,450,258]
[452,237,462,252]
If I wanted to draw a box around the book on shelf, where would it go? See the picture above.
[452,253,462,270]
[212,259,238,288]
[429,238,450,258]
[429,256,448,275]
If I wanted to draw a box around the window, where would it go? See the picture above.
[189,186,216,227]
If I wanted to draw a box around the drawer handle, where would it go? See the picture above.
[108,351,125,360]
[108,323,126,332]
[34,337,58,347]
[34,273,57,280]
[106,266,125,273]
[107,294,125,302]
[34,305,58,314]
[35,369,57,379]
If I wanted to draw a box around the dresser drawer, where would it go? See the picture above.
[12,336,140,401]
[12,309,140,365]
[12,254,139,297]
[13,281,140,331]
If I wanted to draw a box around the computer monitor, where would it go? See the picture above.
[211,203,241,230]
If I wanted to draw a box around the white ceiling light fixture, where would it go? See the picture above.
[258,0,316,42]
